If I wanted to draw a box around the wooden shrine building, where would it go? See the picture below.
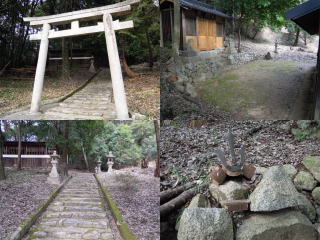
[285,0,320,119]
[160,0,231,51]
[3,141,54,168]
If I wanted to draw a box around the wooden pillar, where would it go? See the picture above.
[103,13,129,119]
[30,23,51,113]
[160,10,164,47]
[314,15,320,120]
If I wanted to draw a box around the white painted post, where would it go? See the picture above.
[30,23,51,113]
[103,13,129,119]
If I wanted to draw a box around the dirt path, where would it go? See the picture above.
[198,60,315,119]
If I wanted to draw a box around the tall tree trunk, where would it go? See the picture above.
[294,27,300,46]
[120,35,139,78]
[0,121,6,180]
[60,121,69,178]
[145,29,154,68]
[62,37,71,80]
[154,120,160,178]
[237,27,241,53]
[81,144,89,170]
[173,0,181,60]
[17,121,22,170]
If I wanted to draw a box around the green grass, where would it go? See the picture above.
[197,60,300,113]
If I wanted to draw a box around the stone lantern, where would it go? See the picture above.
[96,157,102,173]
[47,150,61,185]
[106,151,115,173]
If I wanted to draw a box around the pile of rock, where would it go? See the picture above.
[177,156,320,240]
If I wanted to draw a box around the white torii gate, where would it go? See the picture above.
[24,0,140,119]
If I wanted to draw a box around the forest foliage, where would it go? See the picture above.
[0,0,159,71]
[0,120,157,173]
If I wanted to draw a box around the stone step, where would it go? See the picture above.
[56,197,101,202]
[67,97,111,102]
[47,107,105,117]
[51,201,102,208]
[59,103,111,110]
[48,107,116,117]
[61,189,99,193]
[41,218,108,229]
[58,194,100,198]
[43,211,107,219]
[44,112,105,120]
[35,226,111,239]
[62,99,112,105]
[47,205,104,212]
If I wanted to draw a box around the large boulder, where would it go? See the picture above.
[249,165,315,221]
[236,210,319,240]
[294,171,317,191]
[209,181,249,202]
[303,156,320,182]
[177,208,233,240]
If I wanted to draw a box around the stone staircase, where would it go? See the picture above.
[44,72,117,119]
[27,173,115,240]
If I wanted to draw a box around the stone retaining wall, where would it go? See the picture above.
[170,45,258,97]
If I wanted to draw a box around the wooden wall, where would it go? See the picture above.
[182,9,225,51]
[4,158,51,168]
[3,142,54,168]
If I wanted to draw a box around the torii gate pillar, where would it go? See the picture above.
[103,13,129,119]
[30,23,50,113]
[24,0,139,119]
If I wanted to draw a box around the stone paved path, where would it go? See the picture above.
[26,173,115,240]
[2,69,116,120]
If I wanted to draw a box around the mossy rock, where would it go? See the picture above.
[312,187,320,205]
[283,165,297,179]
[303,156,320,182]
[294,171,316,191]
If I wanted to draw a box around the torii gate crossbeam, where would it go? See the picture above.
[24,0,140,119]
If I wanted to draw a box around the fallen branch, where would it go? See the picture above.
[243,125,263,140]
[0,61,11,76]
[160,182,195,204]
[160,187,197,218]
[160,183,209,218]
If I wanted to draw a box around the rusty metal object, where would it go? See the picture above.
[220,199,250,212]
[243,164,256,179]
[211,166,227,185]
[216,130,246,175]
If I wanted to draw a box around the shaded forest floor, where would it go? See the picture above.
[100,166,160,240]
[160,120,320,191]
[125,71,160,119]
[0,70,92,115]
[0,168,55,240]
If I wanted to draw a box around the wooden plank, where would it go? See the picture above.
[24,0,139,26]
[220,200,250,212]
[185,35,198,50]
[29,20,133,40]
[3,154,51,158]
[216,37,224,48]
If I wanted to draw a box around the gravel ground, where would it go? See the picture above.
[160,120,320,191]
[0,169,56,240]
[100,167,160,240]
[241,38,318,64]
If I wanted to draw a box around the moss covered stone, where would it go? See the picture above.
[303,156,320,182]
[294,171,316,191]
[283,165,297,179]
[312,187,320,205]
